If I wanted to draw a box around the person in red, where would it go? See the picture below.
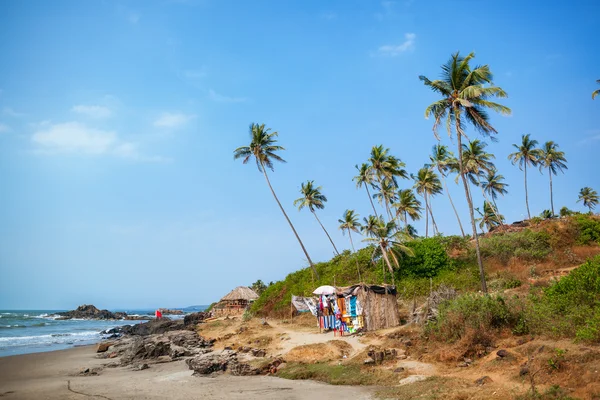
[155,309,163,319]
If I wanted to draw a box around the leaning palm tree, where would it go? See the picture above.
[477,201,504,232]
[234,123,318,278]
[393,189,422,233]
[482,169,509,209]
[373,179,398,221]
[508,134,542,220]
[294,180,340,256]
[413,167,443,237]
[420,51,511,293]
[362,218,413,285]
[353,163,379,216]
[538,141,567,216]
[429,144,465,237]
[338,210,363,281]
[369,145,408,220]
[578,187,599,212]
[593,80,600,100]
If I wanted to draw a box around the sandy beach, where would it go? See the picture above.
[0,345,374,400]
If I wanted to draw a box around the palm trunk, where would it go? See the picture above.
[348,231,361,282]
[549,169,554,216]
[424,194,429,238]
[380,244,395,285]
[525,163,531,220]
[442,175,466,237]
[312,210,340,256]
[365,185,379,217]
[261,164,319,279]
[426,198,439,235]
[455,114,487,293]
[404,211,409,233]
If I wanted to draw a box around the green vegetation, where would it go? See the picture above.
[574,214,600,245]
[478,229,552,264]
[276,363,396,386]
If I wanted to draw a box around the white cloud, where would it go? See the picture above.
[208,89,246,103]
[3,107,25,117]
[153,112,196,128]
[377,33,416,56]
[72,104,112,119]
[578,129,600,145]
[0,123,9,133]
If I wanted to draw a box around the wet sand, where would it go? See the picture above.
[0,346,374,399]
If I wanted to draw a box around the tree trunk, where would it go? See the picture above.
[525,162,531,220]
[380,244,395,285]
[424,194,429,238]
[442,174,466,237]
[261,164,319,279]
[426,197,439,235]
[549,169,554,216]
[348,231,361,282]
[365,185,379,217]
[455,114,487,293]
[312,210,340,256]
[404,211,409,233]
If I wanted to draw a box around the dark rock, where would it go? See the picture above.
[121,319,186,336]
[475,376,493,386]
[251,349,266,358]
[159,308,184,315]
[186,350,237,375]
[496,349,509,358]
[57,304,127,320]
[229,360,260,376]
[184,312,210,327]
[393,367,405,373]
[519,364,529,376]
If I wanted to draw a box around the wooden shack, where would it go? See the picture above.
[212,286,259,317]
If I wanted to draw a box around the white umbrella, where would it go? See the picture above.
[313,285,336,295]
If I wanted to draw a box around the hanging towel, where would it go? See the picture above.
[350,296,357,316]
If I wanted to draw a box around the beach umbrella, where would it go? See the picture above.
[313,285,336,295]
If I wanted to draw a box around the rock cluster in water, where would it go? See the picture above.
[56,304,128,320]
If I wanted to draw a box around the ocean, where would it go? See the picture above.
[0,309,157,357]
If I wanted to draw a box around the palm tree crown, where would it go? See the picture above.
[338,209,362,234]
[508,134,542,170]
[593,79,600,100]
[233,123,285,171]
[578,187,599,211]
[394,189,422,226]
[294,180,327,212]
[482,170,509,201]
[413,168,443,198]
[539,141,567,175]
[462,140,496,184]
[369,145,408,188]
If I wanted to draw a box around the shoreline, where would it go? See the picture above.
[0,343,374,399]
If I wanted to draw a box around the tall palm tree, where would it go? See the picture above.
[294,180,340,256]
[538,141,567,216]
[362,218,413,285]
[593,80,600,100]
[353,163,379,216]
[420,51,511,293]
[393,189,422,233]
[482,170,509,209]
[369,145,408,220]
[234,123,318,279]
[508,134,542,220]
[413,167,443,237]
[338,210,363,281]
[429,144,465,237]
[373,179,398,221]
[477,201,504,232]
[578,187,599,212]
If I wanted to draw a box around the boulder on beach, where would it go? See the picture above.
[57,304,127,320]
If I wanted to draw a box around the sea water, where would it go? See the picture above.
[0,310,156,357]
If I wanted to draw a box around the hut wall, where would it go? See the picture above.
[356,290,399,331]
[212,300,251,317]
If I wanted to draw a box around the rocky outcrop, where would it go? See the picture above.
[57,304,127,320]
[184,311,210,327]
[186,349,273,376]
[159,308,184,315]
[185,350,238,375]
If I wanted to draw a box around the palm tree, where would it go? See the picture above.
[420,51,511,293]
[294,180,340,256]
[508,134,542,220]
[429,144,466,237]
[234,123,318,279]
[482,170,509,209]
[373,179,398,221]
[369,145,408,220]
[593,80,600,100]
[353,163,379,216]
[413,167,443,237]
[477,201,504,232]
[362,218,413,285]
[338,210,363,281]
[578,187,599,212]
[538,141,567,216]
[393,189,422,233]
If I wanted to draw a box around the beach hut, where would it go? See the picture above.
[212,286,259,317]
[314,284,399,333]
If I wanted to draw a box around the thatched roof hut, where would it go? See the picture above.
[213,286,259,317]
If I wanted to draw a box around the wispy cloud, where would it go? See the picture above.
[0,123,9,133]
[31,121,163,161]
[3,107,25,117]
[377,33,416,56]
[578,129,600,145]
[72,104,112,119]
[208,89,246,103]
[153,112,196,128]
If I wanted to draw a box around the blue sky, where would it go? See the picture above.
[0,0,598,309]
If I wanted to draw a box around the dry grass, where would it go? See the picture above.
[284,340,353,363]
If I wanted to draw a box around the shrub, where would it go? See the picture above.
[574,215,600,245]
[559,206,574,217]
[479,229,552,264]
[398,237,454,278]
